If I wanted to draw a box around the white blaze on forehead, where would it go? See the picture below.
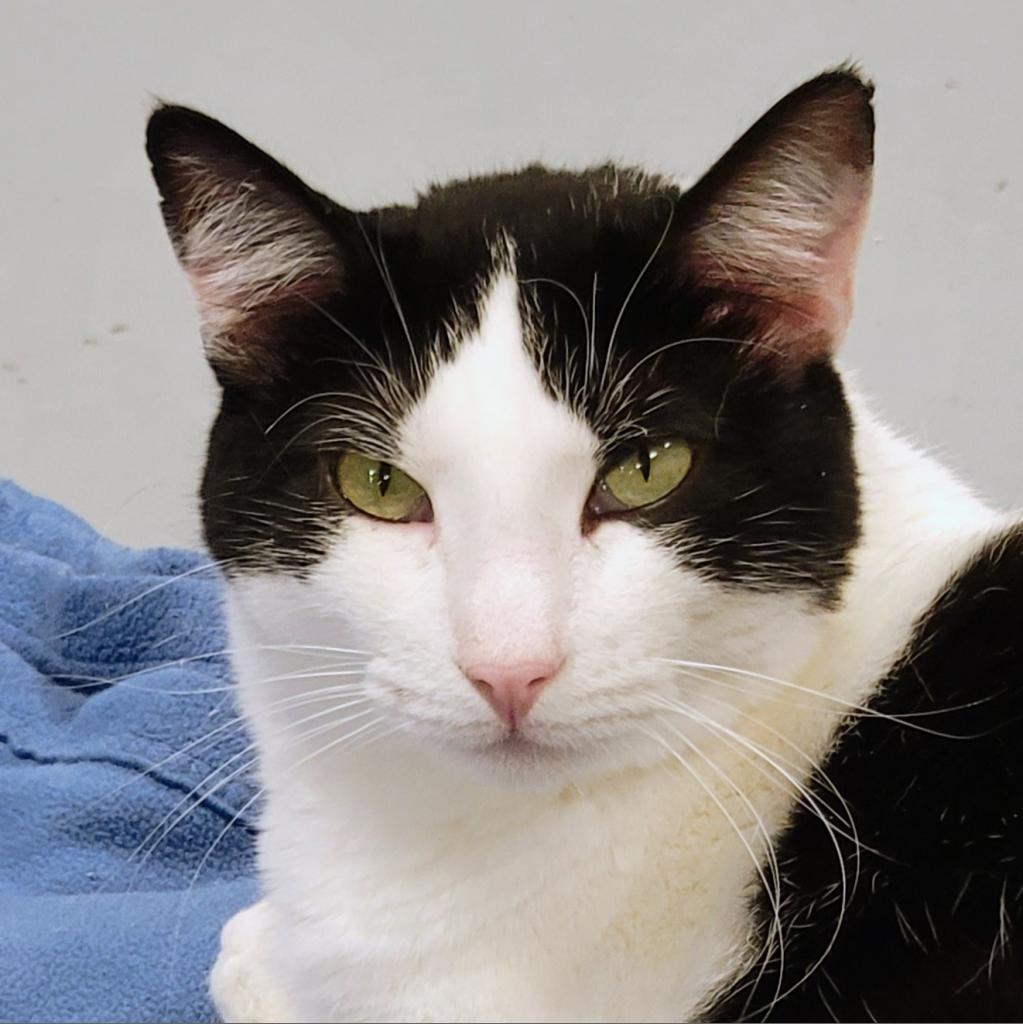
[401,271,596,524]
[400,271,597,666]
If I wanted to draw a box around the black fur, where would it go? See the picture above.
[705,527,1023,1022]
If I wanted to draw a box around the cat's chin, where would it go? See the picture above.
[434,729,658,791]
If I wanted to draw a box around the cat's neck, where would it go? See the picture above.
[830,386,999,698]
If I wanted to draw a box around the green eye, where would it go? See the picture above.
[336,452,430,522]
[600,439,693,509]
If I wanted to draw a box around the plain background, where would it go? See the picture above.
[1,0,1020,549]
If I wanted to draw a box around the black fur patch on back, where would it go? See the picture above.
[705,527,1023,1022]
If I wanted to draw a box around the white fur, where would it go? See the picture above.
[211,273,1001,1022]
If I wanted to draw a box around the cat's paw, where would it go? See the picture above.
[209,901,295,1024]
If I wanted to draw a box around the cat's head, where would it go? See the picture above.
[148,69,872,786]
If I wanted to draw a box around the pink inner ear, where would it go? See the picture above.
[186,247,341,382]
[814,183,872,338]
[170,164,343,336]
[762,181,871,362]
[186,251,337,335]
[692,162,872,362]
[177,194,344,381]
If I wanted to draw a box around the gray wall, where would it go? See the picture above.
[2,0,1021,549]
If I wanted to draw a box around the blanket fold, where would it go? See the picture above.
[0,481,258,1023]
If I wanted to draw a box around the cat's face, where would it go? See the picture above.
[149,70,872,785]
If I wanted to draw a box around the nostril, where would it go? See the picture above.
[470,677,495,698]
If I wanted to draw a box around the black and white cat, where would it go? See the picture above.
[147,68,1023,1022]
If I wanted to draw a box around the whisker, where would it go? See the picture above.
[263,390,383,436]
[54,659,368,695]
[119,748,260,911]
[49,558,240,641]
[107,689,369,883]
[520,276,592,349]
[162,781,267,1005]
[640,721,786,996]
[647,694,857,1014]
[71,712,247,813]
[297,294,389,375]
[601,200,675,392]
[656,658,984,738]
[658,682,873,857]
[647,693,861,850]
[167,710,405,985]
[115,696,377,933]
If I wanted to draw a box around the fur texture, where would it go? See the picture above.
[146,68,1018,1022]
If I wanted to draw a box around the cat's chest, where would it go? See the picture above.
[253,756,793,1022]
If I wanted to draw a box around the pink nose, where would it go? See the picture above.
[464,660,560,729]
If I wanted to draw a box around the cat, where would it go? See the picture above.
[146,67,1023,1022]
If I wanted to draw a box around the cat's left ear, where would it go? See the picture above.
[680,68,874,362]
[147,105,345,382]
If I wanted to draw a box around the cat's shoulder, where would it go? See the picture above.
[705,522,1023,1022]
[840,518,1023,788]
[924,518,1023,630]
[888,518,1023,734]
[813,518,1023,854]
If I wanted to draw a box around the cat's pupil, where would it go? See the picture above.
[377,462,393,498]
[636,445,651,483]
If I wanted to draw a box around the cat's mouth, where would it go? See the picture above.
[466,729,565,768]
[489,732,543,755]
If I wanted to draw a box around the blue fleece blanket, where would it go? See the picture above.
[0,481,258,1023]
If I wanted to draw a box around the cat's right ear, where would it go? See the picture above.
[147,105,345,384]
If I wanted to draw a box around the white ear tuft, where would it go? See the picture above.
[685,69,874,357]
[170,155,339,333]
